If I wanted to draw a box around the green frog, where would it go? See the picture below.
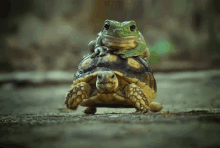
[88,20,150,59]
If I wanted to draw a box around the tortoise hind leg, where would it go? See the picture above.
[65,82,91,110]
[149,102,163,112]
[124,83,150,113]
[84,107,97,114]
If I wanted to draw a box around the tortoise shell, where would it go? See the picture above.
[73,53,157,93]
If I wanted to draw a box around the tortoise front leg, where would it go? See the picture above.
[124,84,150,113]
[65,82,91,110]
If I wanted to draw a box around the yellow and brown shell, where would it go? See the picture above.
[73,53,157,96]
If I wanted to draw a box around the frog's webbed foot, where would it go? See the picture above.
[91,46,108,58]
[99,46,108,56]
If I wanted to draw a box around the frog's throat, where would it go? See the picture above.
[101,34,138,50]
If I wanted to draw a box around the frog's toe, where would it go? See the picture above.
[91,51,99,58]
[99,52,106,56]
[120,54,127,59]
[102,46,109,50]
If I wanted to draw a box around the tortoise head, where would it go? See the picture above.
[96,71,118,93]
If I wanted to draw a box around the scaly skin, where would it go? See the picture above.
[65,71,163,114]
[88,20,150,59]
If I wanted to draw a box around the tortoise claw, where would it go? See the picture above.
[135,108,149,114]
[125,83,150,114]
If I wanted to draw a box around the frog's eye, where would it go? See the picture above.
[104,22,110,30]
[130,24,136,31]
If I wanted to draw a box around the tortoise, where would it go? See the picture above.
[65,52,163,114]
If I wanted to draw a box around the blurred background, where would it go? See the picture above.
[0,0,220,86]
[1,1,220,147]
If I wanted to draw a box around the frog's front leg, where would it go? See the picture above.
[90,46,109,58]
[88,40,96,53]
[89,36,110,58]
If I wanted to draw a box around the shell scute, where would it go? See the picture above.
[74,53,157,96]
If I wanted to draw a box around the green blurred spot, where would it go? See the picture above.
[148,51,160,63]
[167,41,175,54]
[148,41,175,63]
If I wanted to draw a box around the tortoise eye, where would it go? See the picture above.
[104,22,110,30]
[98,75,101,79]
[130,24,136,31]
[111,74,115,78]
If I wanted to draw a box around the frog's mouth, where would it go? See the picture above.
[101,34,138,50]
[102,34,137,40]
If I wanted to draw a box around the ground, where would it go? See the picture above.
[0,70,220,148]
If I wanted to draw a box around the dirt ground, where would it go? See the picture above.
[0,70,220,148]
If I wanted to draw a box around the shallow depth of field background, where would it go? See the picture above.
[0,0,220,74]
[0,1,220,147]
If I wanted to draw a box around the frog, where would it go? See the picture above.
[88,20,150,59]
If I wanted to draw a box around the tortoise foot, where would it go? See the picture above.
[65,82,91,110]
[135,108,149,114]
[125,83,150,113]
[84,107,97,114]
[149,102,163,112]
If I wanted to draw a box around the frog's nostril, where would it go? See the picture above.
[114,30,120,36]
